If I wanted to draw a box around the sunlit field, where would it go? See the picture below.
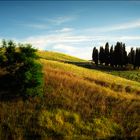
[108,70,140,83]
[0,51,140,139]
[37,51,87,62]
[1,0,140,139]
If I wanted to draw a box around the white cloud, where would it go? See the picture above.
[21,15,76,30]
[23,24,48,29]
[86,19,140,32]
[23,36,48,50]
[74,47,93,60]
[53,44,93,60]
[55,28,73,33]
[20,33,140,59]
[46,16,76,25]
[53,44,77,53]
[24,34,92,45]
[2,17,140,60]
[20,33,94,59]
[91,35,140,42]
[119,36,140,41]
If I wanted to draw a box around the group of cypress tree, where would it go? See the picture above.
[92,42,140,69]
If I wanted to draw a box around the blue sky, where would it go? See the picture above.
[0,1,140,59]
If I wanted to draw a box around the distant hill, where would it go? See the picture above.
[37,50,87,62]
[0,50,140,139]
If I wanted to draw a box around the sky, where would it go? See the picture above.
[0,1,140,60]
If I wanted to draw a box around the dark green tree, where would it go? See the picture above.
[92,47,96,61]
[128,48,135,65]
[1,39,7,48]
[110,45,114,67]
[4,40,17,73]
[134,48,139,68]
[99,46,105,65]
[122,43,128,66]
[0,40,7,67]
[138,49,140,68]
[114,42,124,67]
[15,58,43,97]
[92,47,98,65]
[0,48,5,66]
[16,44,43,97]
[134,48,140,69]
[104,42,110,66]
[0,40,43,98]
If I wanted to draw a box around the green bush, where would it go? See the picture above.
[0,40,44,98]
[16,59,43,97]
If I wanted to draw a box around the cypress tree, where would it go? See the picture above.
[114,42,124,67]
[99,46,105,65]
[136,48,140,69]
[128,48,135,66]
[122,43,127,66]
[114,42,119,67]
[92,47,98,65]
[138,49,140,68]
[104,42,110,66]
[92,47,96,61]
[119,42,124,67]
[134,48,139,69]
[110,45,114,67]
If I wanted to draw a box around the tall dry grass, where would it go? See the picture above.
[0,57,140,139]
[41,59,140,137]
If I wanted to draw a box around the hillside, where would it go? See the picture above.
[38,51,140,83]
[37,50,87,62]
[108,70,140,83]
[0,51,140,139]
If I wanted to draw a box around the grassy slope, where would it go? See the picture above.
[0,51,140,139]
[41,58,140,138]
[37,50,87,62]
[108,70,140,83]
[38,51,140,83]
[41,59,140,91]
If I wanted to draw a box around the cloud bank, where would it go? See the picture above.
[2,18,140,60]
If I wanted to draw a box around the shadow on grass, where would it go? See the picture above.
[65,61,127,72]
[0,74,20,101]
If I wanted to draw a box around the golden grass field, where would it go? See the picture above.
[0,51,140,139]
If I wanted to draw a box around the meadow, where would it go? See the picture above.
[0,51,140,139]
[37,51,87,62]
[108,70,140,83]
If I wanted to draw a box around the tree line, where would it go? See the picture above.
[92,42,140,69]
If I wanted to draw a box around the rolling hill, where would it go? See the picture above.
[0,51,140,139]
[37,50,87,62]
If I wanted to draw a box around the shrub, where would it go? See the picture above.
[16,59,43,97]
[0,40,43,98]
